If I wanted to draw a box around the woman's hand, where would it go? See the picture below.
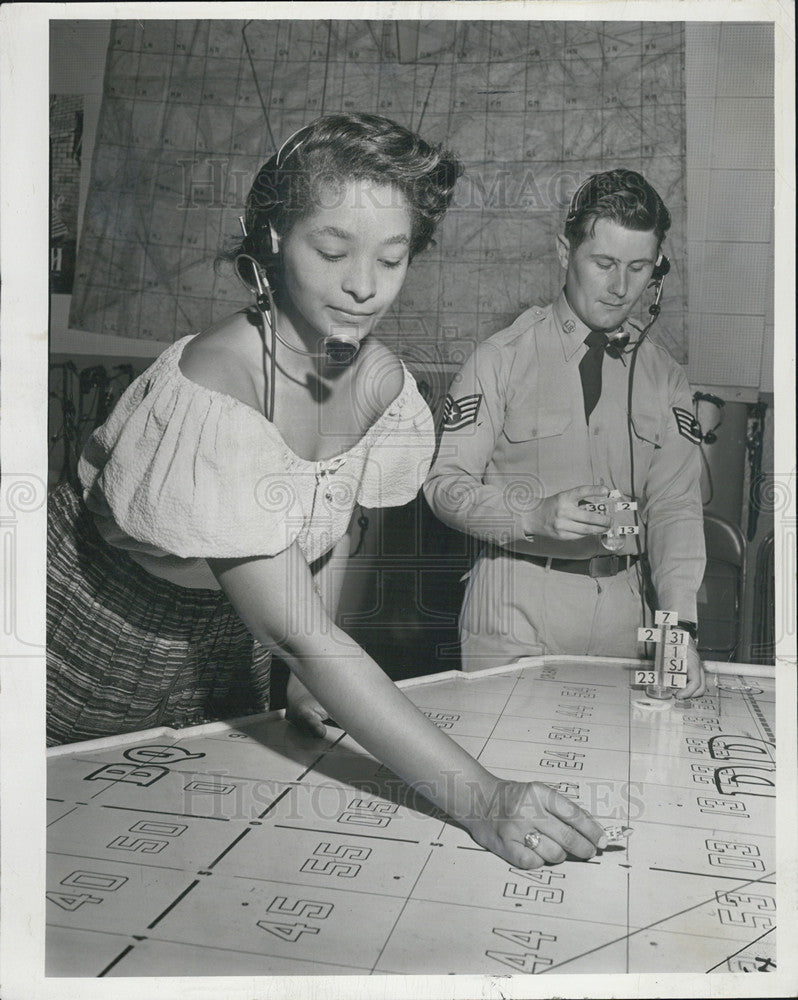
[285,672,328,738]
[464,779,608,869]
[210,546,607,872]
[527,484,612,541]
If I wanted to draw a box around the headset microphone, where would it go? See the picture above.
[606,330,631,359]
[605,254,668,359]
[324,332,360,365]
[648,254,670,318]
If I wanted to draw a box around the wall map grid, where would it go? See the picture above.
[69,19,688,367]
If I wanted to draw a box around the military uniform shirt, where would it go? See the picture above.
[424,291,705,622]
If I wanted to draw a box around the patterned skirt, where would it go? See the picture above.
[47,483,271,746]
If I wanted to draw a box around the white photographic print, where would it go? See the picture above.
[1,3,794,999]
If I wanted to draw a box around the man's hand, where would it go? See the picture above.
[527,484,612,540]
[677,636,706,700]
[285,672,328,738]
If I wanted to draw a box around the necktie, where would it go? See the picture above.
[578,330,609,423]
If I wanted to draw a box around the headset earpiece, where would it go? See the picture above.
[234,252,271,312]
[269,224,280,256]
[652,254,671,282]
[646,254,670,317]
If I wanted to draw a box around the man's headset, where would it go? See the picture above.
[566,175,671,355]
[647,252,671,316]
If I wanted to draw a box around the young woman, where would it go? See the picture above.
[47,113,607,869]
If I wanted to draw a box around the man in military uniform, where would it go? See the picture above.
[424,169,705,697]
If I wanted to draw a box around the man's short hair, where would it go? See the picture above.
[564,169,671,251]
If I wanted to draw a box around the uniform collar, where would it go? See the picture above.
[552,290,629,361]
[553,290,592,361]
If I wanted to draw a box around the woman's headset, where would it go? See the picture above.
[233,126,362,421]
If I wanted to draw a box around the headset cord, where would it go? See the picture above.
[698,445,715,506]
[626,336,650,633]
[254,283,278,424]
[625,303,665,637]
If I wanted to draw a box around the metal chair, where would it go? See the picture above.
[749,531,775,664]
[697,512,747,662]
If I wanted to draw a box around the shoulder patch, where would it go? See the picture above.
[443,393,482,431]
[672,406,702,445]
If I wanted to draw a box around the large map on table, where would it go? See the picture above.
[46,657,776,978]
[69,19,688,367]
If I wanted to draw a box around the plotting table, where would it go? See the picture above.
[46,656,777,978]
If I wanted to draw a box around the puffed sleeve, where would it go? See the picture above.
[78,340,306,559]
[356,369,436,507]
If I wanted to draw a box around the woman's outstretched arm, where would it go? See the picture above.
[209,543,607,869]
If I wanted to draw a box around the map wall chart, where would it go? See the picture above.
[69,19,688,369]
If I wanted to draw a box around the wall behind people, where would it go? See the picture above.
[684,23,775,661]
[53,19,775,392]
[64,18,690,370]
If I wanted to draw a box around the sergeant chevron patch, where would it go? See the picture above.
[443,393,482,430]
[672,406,702,444]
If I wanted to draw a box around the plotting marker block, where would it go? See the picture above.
[579,497,636,514]
[665,657,687,674]
[638,627,660,644]
[642,611,692,699]
[665,629,690,647]
[634,670,657,686]
[666,672,689,689]
[603,825,633,843]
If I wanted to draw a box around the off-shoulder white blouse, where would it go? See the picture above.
[79,336,435,589]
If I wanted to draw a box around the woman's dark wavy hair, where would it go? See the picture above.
[226,112,463,295]
[564,168,671,251]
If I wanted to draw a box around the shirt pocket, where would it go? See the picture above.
[503,407,571,443]
[630,409,663,448]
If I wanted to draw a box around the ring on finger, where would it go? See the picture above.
[523,831,541,850]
